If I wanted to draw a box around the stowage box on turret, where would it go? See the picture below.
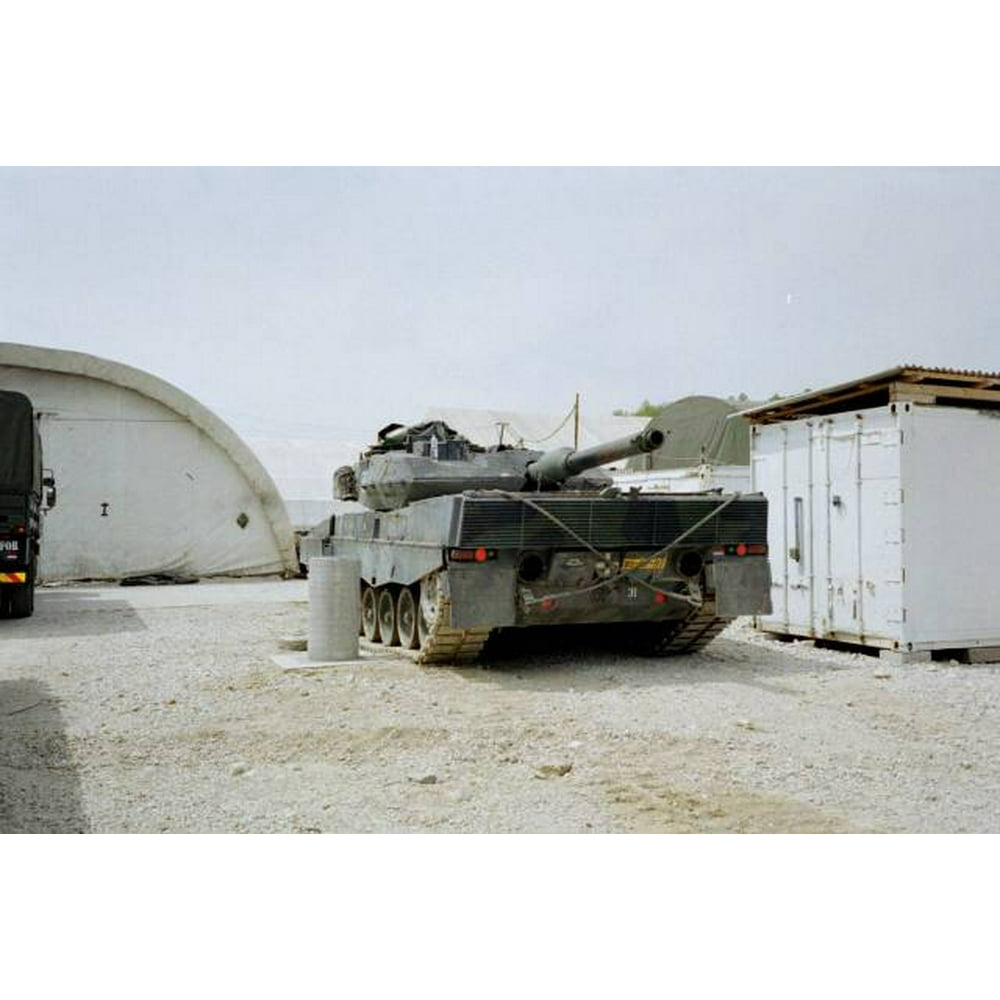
[316,420,771,664]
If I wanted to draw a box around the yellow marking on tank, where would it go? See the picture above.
[0,572,27,583]
[622,555,667,572]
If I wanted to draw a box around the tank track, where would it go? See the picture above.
[659,605,733,654]
[632,602,733,656]
[415,589,492,666]
[414,601,732,664]
[366,585,730,665]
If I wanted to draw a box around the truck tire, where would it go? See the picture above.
[8,563,35,619]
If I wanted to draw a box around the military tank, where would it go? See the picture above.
[317,420,772,664]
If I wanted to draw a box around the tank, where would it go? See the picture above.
[319,420,772,664]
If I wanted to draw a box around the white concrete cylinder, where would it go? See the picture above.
[308,556,360,661]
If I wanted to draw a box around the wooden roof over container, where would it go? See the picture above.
[739,366,1000,425]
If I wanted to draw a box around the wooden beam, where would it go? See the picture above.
[900,369,1000,391]
[890,386,938,404]
[777,381,887,413]
[746,367,1000,424]
[747,381,890,423]
[892,383,1000,406]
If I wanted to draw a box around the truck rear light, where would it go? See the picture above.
[449,547,496,563]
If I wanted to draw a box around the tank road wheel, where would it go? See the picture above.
[361,584,381,642]
[377,587,400,646]
[396,587,420,650]
[417,573,440,649]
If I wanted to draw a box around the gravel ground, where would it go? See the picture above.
[1,578,998,833]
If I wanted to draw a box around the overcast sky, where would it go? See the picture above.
[2,167,999,444]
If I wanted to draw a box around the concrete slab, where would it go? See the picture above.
[967,647,1000,664]
[271,650,378,671]
[879,648,933,665]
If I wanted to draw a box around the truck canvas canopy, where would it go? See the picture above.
[0,390,35,493]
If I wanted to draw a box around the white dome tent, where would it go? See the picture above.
[0,343,298,582]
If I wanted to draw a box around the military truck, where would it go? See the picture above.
[311,419,771,664]
[1,391,55,619]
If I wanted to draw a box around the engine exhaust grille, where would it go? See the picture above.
[455,494,767,549]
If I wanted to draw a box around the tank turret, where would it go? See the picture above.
[335,421,665,511]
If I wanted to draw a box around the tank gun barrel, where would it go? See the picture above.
[526,426,664,486]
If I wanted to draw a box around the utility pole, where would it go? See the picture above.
[573,392,580,450]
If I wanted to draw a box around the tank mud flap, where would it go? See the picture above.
[713,557,773,617]
[446,562,517,628]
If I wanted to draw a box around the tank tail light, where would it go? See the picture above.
[449,547,497,563]
[653,592,668,604]
[712,543,768,557]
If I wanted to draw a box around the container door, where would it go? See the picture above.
[786,422,816,634]
[752,421,815,634]
[822,417,863,639]
[823,410,903,643]
[750,425,785,629]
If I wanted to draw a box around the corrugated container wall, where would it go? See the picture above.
[752,402,1000,652]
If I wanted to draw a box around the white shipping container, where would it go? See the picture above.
[752,401,1000,652]
[613,464,751,494]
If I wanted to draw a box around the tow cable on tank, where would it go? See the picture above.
[486,489,743,607]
